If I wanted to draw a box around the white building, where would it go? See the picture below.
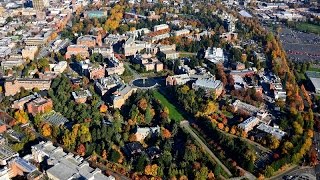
[204,47,225,63]
[257,124,286,140]
[95,75,122,96]
[135,126,160,141]
[53,61,67,73]
[153,24,169,32]
[31,141,115,180]
[238,117,260,132]
[173,29,190,36]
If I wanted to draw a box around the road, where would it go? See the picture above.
[269,166,316,180]
[180,120,233,177]
[124,62,141,80]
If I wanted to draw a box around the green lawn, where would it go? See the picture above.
[308,66,320,72]
[153,90,184,122]
[296,22,320,35]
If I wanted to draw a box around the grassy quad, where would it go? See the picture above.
[153,90,184,122]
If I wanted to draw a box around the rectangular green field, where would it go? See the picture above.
[153,90,184,122]
[296,22,320,35]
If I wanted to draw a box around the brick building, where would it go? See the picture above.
[65,45,89,59]
[4,78,51,96]
[27,97,53,115]
[77,35,96,47]
[89,65,105,80]
[77,33,102,47]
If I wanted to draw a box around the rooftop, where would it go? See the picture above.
[42,111,68,126]
[32,141,114,180]
[0,144,19,164]
[257,123,286,140]
[193,78,222,90]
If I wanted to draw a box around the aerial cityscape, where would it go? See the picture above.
[0,0,320,179]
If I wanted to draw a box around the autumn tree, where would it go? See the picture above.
[14,109,29,124]
[161,128,172,139]
[41,123,52,137]
[138,98,148,111]
[77,144,86,156]
[293,121,303,135]
[145,164,158,176]
[268,136,280,150]
[281,141,293,154]
[99,104,108,113]
[104,4,123,31]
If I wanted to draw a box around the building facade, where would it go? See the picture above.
[5,79,51,96]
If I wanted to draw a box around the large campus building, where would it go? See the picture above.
[31,141,115,180]
[4,78,51,96]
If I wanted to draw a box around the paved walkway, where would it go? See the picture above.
[180,120,233,177]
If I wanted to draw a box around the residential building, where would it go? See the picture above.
[22,46,38,60]
[192,78,224,97]
[27,97,53,115]
[112,85,137,109]
[204,47,225,63]
[31,141,115,180]
[65,45,89,59]
[4,78,51,96]
[238,116,260,132]
[95,75,122,96]
[257,124,286,140]
[72,89,92,104]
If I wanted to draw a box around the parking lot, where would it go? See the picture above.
[280,27,320,62]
